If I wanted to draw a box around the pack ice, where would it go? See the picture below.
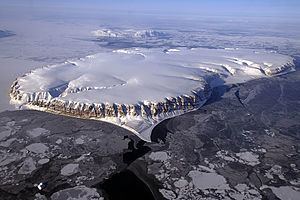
[10,48,295,141]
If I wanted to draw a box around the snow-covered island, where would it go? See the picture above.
[10,48,295,141]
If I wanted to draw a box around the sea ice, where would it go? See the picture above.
[38,158,50,165]
[262,186,300,200]
[25,143,49,155]
[61,163,79,176]
[27,128,50,138]
[18,157,36,174]
[51,185,103,200]
[235,151,260,166]
[149,151,170,162]
[188,170,230,190]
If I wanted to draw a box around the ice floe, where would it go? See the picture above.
[61,163,80,176]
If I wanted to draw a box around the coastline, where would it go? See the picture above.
[8,50,296,142]
[1,62,300,199]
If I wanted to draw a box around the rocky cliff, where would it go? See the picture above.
[10,80,212,123]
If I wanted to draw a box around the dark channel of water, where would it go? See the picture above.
[151,119,172,143]
[98,170,155,200]
[94,136,158,200]
[122,136,152,165]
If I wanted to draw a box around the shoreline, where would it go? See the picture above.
[0,62,300,199]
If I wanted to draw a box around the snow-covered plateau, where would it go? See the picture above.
[10,48,295,141]
[91,28,169,39]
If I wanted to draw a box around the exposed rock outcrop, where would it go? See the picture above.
[10,80,211,121]
[263,61,295,76]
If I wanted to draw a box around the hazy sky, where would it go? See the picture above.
[1,0,299,17]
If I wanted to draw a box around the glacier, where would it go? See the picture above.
[10,48,295,142]
[91,28,169,39]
